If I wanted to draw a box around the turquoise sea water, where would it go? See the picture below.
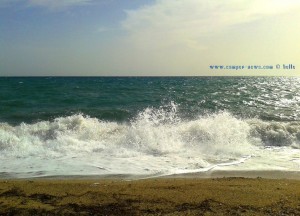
[1,77,300,178]
[1,77,300,124]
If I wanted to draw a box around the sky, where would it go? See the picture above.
[0,0,300,76]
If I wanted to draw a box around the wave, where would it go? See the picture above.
[248,119,300,147]
[1,103,300,177]
[1,105,299,154]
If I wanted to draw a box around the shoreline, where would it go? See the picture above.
[1,172,300,215]
[2,170,300,180]
[165,170,300,180]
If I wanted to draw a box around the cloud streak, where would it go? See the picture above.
[122,0,300,50]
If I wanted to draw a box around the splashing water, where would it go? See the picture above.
[1,103,300,178]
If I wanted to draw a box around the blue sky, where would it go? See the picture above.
[1,0,300,76]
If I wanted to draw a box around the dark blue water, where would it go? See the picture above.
[1,77,300,125]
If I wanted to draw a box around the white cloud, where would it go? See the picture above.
[106,0,300,75]
[122,0,300,50]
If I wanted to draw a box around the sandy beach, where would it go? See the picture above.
[1,174,300,215]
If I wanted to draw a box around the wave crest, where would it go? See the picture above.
[248,119,300,147]
[1,105,299,159]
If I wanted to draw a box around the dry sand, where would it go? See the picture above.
[1,176,300,215]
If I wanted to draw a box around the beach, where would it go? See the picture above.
[1,175,300,215]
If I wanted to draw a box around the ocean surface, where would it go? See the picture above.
[1,77,300,178]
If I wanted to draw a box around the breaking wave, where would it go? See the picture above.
[1,103,300,178]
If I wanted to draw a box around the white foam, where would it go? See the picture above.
[1,104,300,178]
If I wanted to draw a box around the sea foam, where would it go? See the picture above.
[1,103,300,178]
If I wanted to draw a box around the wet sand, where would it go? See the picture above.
[1,176,300,215]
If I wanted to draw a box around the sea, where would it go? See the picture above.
[1,76,300,178]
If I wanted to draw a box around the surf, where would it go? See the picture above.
[1,103,300,178]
